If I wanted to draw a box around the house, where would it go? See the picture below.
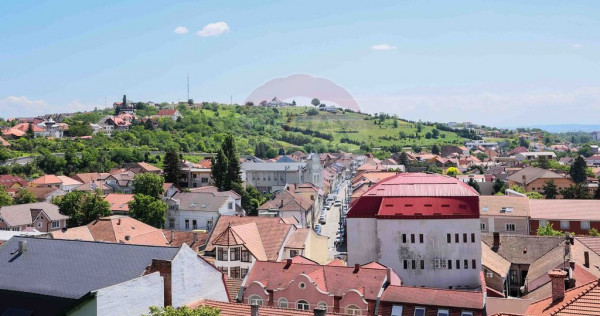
[165,191,242,231]
[529,199,600,235]
[105,170,135,193]
[513,152,557,162]
[258,189,314,228]
[120,161,162,174]
[558,156,574,165]
[465,140,498,150]
[205,215,328,279]
[163,182,179,199]
[347,173,482,289]
[481,233,565,297]
[239,260,401,315]
[56,175,83,191]
[1,127,26,139]
[104,193,135,215]
[29,174,62,188]
[506,167,574,196]
[0,136,9,147]
[481,240,512,297]
[179,159,213,188]
[585,155,600,166]
[526,271,600,315]
[156,109,183,121]
[27,186,67,202]
[0,202,68,232]
[0,237,229,316]
[242,153,323,193]
[0,175,28,195]
[164,229,209,253]
[479,196,530,235]
[285,183,323,216]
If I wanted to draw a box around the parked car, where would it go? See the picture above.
[319,214,326,225]
[314,224,321,235]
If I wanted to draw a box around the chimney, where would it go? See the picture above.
[549,269,567,302]
[493,232,500,248]
[193,232,198,243]
[18,240,27,255]
[251,304,259,316]
[170,230,174,243]
[353,263,360,274]
[280,199,284,208]
[522,174,527,185]
[284,259,292,269]
[584,251,590,268]
[125,235,131,241]
[117,218,121,225]
[314,308,327,316]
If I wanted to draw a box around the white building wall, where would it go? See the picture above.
[375,218,482,289]
[171,244,229,306]
[69,272,164,316]
[347,218,378,266]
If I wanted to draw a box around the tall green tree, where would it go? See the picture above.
[431,144,440,155]
[399,152,411,168]
[561,184,591,199]
[537,223,564,236]
[14,188,36,204]
[26,123,35,139]
[543,179,558,199]
[0,186,13,206]
[311,98,320,106]
[128,194,167,228]
[54,190,110,227]
[570,156,588,184]
[211,149,228,191]
[536,155,550,169]
[222,134,241,188]
[467,178,480,193]
[493,178,505,194]
[163,149,181,184]
[133,173,165,199]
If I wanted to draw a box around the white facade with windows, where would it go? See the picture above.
[165,192,240,232]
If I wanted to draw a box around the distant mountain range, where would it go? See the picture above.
[506,124,600,133]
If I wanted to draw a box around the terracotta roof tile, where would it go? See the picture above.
[104,193,134,213]
[530,200,600,221]
[285,228,309,249]
[30,174,62,185]
[526,280,600,315]
[190,299,338,316]
[381,285,484,309]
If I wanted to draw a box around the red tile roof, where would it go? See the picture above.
[0,175,28,190]
[104,193,134,212]
[526,279,600,315]
[157,109,178,116]
[0,136,9,147]
[381,285,484,309]
[190,299,337,316]
[30,174,62,185]
[530,200,600,221]
[358,173,479,198]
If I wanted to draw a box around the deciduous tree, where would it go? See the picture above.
[163,149,181,184]
[133,173,165,199]
[570,156,588,184]
[14,188,36,204]
[128,194,167,228]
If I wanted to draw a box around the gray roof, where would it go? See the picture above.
[241,161,306,171]
[0,237,179,299]
[481,234,564,265]
[0,202,68,227]
[506,167,567,185]
[171,192,228,211]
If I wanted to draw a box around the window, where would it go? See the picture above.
[419,234,424,243]
[539,220,548,227]
[201,177,208,183]
[472,259,477,269]
[217,247,228,261]
[464,259,468,269]
[290,249,299,257]
[249,295,263,306]
[185,219,190,229]
[480,223,486,231]
[471,233,475,243]
[402,234,407,243]
[192,220,197,230]
[455,234,459,243]
[279,298,288,308]
[461,312,474,316]
[448,260,452,269]
[412,260,416,269]
[438,309,449,316]
[230,247,240,261]
[317,302,327,310]
[37,222,42,228]
[217,266,227,274]
[411,234,415,243]
[456,260,460,269]
[51,221,60,229]
[207,220,213,231]
[297,300,310,310]
[582,221,591,230]
[414,307,426,316]
[505,224,516,231]
[463,233,467,243]
[228,202,233,210]
[403,260,408,269]
[391,305,403,316]
[241,249,250,262]
[447,234,451,243]
[230,266,241,279]
[420,260,425,269]
[346,305,361,315]
[482,206,489,212]
[509,270,518,284]
[560,221,570,230]
[169,218,175,228]
[241,268,249,278]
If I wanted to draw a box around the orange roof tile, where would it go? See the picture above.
[526,279,600,315]
[104,193,134,212]
[30,174,62,185]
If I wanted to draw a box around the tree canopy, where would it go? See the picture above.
[145,306,220,316]
[163,149,181,184]
[543,179,558,199]
[54,190,111,227]
[133,173,165,199]
[570,156,588,184]
[14,188,37,204]
[537,223,564,236]
[128,194,167,228]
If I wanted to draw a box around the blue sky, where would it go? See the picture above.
[0,0,599,126]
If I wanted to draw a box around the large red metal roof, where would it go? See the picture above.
[362,173,479,197]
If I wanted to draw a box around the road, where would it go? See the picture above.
[320,180,349,259]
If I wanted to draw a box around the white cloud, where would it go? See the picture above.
[0,96,48,118]
[174,26,189,34]
[197,22,230,37]
[371,44,397,51]
[573,43,583,49]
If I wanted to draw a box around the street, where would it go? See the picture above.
[320,179,349,260]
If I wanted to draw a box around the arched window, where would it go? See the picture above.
[346,305,362,315]
[278,298,288,308]
[297,300,310,310]
[248,295,263,306]
[317,302,327,310]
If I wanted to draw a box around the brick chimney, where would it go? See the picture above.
[584,251,590,268]
[549,269,567,302]
[353,263,360,274]
[146,259,173,306]
[493,232,500,249]
[284,258,292,269]
[18,240,27,255]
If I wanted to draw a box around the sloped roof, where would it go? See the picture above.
[381,285,484,309]
[0,175,28,189]
[0,136,9,146]
[50,226,94,241]
[481,242,511,277]
[258,190,312,212]
[171,191,228,211]
[206,216,292,261]
[30,174,62,185]
[190,300,337,316]
[506,167,568,185]
[230,223,268,261]
[360,173,479,197]
[523,263,598,302]
[157,109,177,116]
[480,195,530,217]
[530,200,600,221]
[284,228,309,248]
[28,186,64,199]
[104,193,134,212]
[526,279,600,315]
[481,234,564,265]
[56,175,82,187]
[0,202,67,226]
[0,237,179,299]
[72,172,102,184]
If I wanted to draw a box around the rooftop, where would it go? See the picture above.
[530,199,600,221]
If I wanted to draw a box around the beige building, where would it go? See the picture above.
[479,195,530,235]
[507,166,574,197]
